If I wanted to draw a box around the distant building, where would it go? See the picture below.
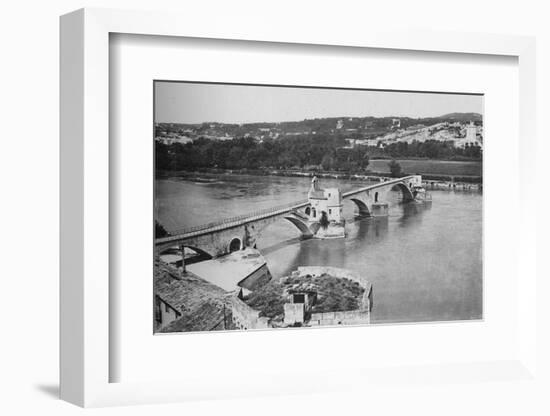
[155,136,193,145]
[391,118,401,129]
[454,121,482,148]
[336,119,344,129]
[465,121,477,142]
[343,138,356,148]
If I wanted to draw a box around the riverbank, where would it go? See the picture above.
[368,158,482,177]
[157,165,482,191]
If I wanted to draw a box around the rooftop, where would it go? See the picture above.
[159,300,227,333]
[154,258,227,313]
[187,247,267,292]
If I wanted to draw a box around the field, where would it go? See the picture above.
[368,159,482,177]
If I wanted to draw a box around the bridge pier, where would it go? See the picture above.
[369,202,389,217]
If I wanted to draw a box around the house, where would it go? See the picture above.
[305,176,343,224]
[283,283,318,325]
[154,268,187,330]
[154,259,229,332]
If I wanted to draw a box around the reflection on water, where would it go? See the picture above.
[156,174,482,324]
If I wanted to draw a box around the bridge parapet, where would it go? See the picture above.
[163,199,309,240]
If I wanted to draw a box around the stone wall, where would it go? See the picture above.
[293,266,372,326]
[424,181,482,192]
[309,309,370,326]
[284,303,304,325]
[226,295,269,330]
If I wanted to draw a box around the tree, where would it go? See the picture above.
[388,159,403,178]
[319,211,330,229]
[321,154,334,171]
[155,220,170,238]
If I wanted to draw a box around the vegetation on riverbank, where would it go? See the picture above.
[157,164,482,184]
[245,273,365,319]
[155,134,481,174]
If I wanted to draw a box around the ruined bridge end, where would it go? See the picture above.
[154,202,310,257]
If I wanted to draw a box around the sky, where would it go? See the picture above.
[154,81,483,124]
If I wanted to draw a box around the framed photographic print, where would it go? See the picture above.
[60,7,539,408]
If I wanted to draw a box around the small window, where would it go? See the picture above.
[329,209,332,214]
[165,303,170,313]
[293,294,305,303]
[155,299,162,324]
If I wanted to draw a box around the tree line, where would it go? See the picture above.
[155,134,481,173]
[372,139,482,160]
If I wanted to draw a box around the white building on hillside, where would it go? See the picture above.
[455,121,482,148]
[465,122,477,142]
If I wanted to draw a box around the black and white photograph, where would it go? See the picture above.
[153,81,483,334]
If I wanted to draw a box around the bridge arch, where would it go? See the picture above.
[284,215,314,238]
[158,244,213,265]
[228,237,243,253]
[391,182,415,202]
[350,198,370,216]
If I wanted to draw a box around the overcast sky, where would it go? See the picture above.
[155,81,483,124]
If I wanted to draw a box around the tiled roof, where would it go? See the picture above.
[160,300,227,333]
[154,259,227,313]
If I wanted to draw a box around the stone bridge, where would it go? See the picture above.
[155,175,423,258]
[344,175,422,217]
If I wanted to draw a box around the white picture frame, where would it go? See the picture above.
[60,7,538,408]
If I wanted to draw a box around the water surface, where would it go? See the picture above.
[156,173,482,324]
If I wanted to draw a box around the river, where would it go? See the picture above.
[156,173,482,324]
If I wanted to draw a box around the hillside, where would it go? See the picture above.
[439,112,483,122]
[155,112,483,141]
